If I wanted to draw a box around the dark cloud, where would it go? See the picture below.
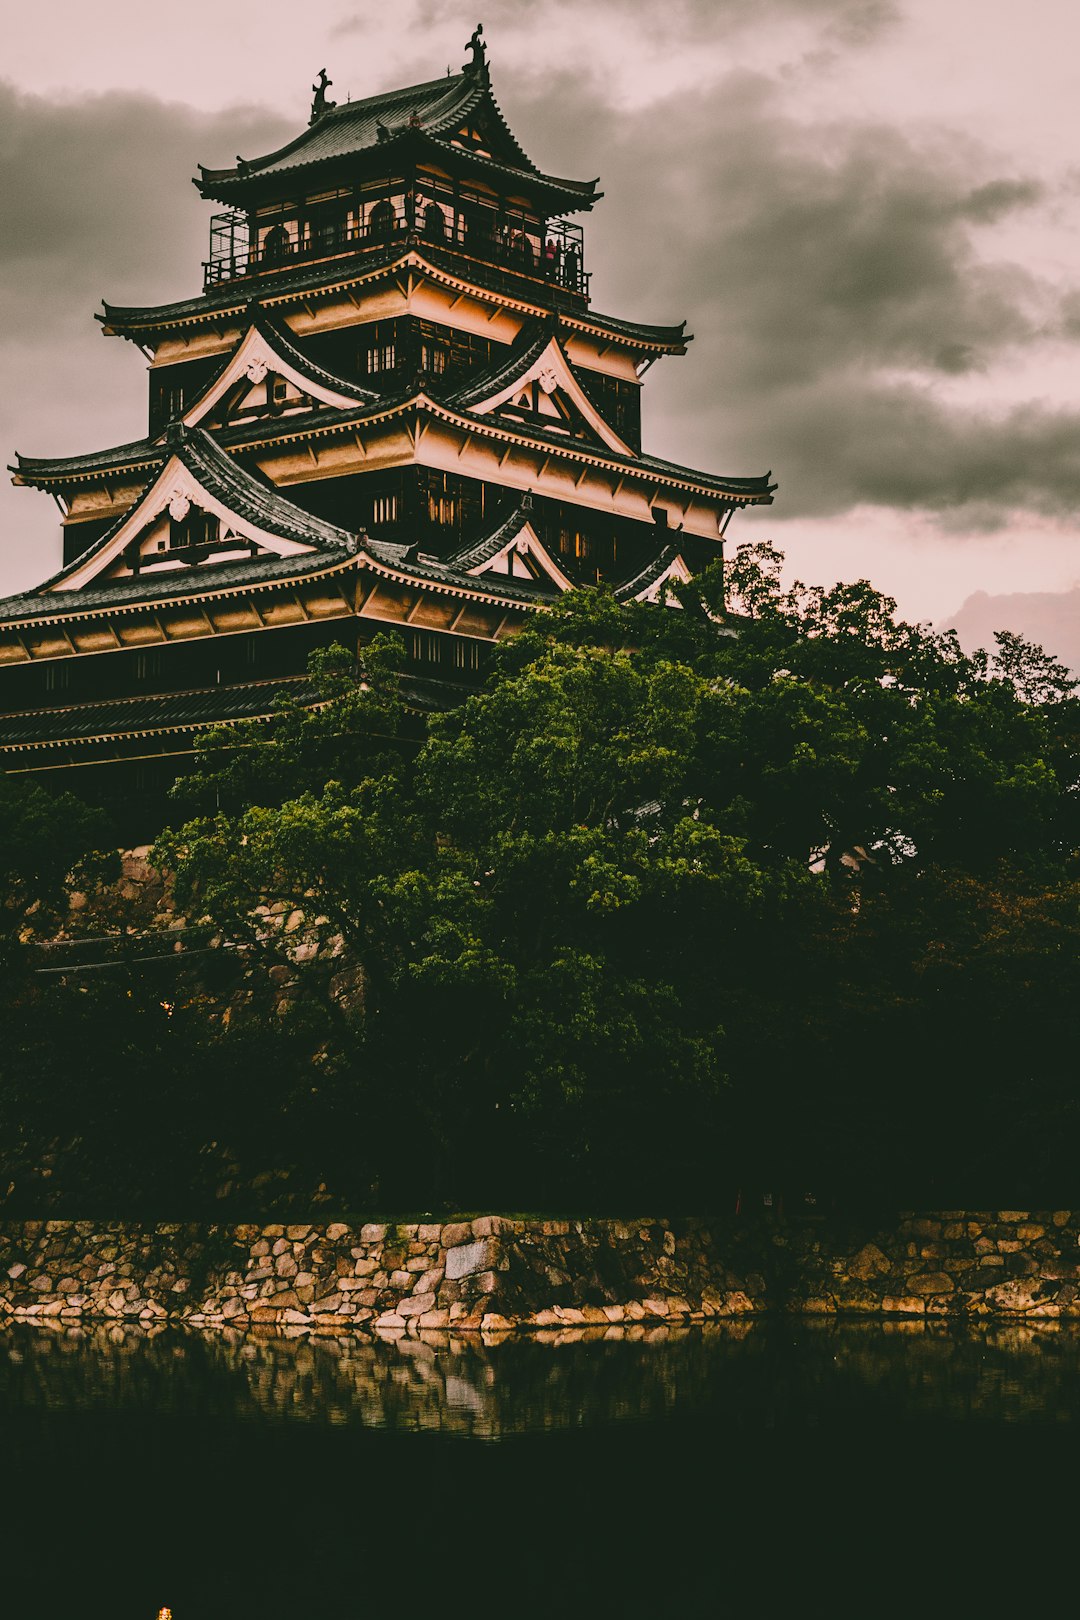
[492,67,1073,526]
[0,82,289,590]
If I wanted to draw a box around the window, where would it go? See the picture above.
[372,493,398,525]
[410,631,442,664]
[452,640,481,672]
[420,342,448,376]
[368,199,396,240]
[366,340,396,375]
[558,527,591,560]
[136,650,164,683]
[428,492,458,526]
[44,663,71,695]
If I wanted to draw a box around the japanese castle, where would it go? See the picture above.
[0,30,774,825]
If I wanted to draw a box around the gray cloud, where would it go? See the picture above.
[491,66,1073,526]
[0,82,290,591]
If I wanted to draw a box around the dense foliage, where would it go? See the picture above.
[3,546,1080,1214]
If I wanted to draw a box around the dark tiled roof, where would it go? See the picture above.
[613,542,683,601]
[101,246,680,352]
[0,548,355,627]
[196,71,596,209]
[13,309,380,487]
[231,304,380,406]
[363,533,557,608]
[0,424,360,618]
[446,500,534,571]
[199,74,489,189]
[447,324,553,408]
[0,676,319,749]
[13,438,162,484]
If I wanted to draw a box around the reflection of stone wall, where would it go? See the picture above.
[0,1319,763,1439]
[2,1212,1077,1331]
[0,1217,763,1333]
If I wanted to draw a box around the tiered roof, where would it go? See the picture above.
[196,70,600,214]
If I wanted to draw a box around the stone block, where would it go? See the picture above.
[397,1293,434,1317]
[848,1242,891,1282]
[325,1223,350,1242]
[360,1224,387,1243]
[445,1239,497,1281]
[472,1216,516,1238]
[907,1272,954,1295]
[418,1224,443,1243]
[440,1222,472,1249]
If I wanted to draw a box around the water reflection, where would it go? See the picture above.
[2,1315,1080,1438]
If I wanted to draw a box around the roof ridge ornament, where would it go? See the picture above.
[463,23,489,81]
[310,68,337,125]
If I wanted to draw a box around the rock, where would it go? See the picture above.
[480,1313,514,1333]
[445,1239,497,1281]
[398,1294,434,1317]
[881,1296,925,1314]
[907,1272,954,1295]
[440,1222,472,1249]
[848,1242,892,1282]
[360,1224,387,1243]
[326,1223,350,1242]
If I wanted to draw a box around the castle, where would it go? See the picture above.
[0,30,774,829]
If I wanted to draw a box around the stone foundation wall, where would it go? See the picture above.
[786,1209,1080,1319]
[2,1211,1077,1333]
[0,1217,761,1334]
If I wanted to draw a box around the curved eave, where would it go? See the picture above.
[11,445,163,491]
[415,396,776,505]
[358,545,546,612]
[100,249,684,357]
[0,552,359,633]
[0,677,327,754]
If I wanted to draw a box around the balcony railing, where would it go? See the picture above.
[203,204,589,299]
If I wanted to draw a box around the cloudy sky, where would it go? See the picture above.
[3,0,1080,623]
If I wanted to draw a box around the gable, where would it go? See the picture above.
[632,552,693,605]
[51,454,317,593]
[464,520,573,591]
[182,324,363,431]
[467,336,635,457]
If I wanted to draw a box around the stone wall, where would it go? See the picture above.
[0,1216,761,1334]
[3,1210,1079,1331]
[785,1209,1080,1319]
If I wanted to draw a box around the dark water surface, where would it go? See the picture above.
[2,1316,1079,1616]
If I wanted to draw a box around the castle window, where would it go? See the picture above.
[452,640,481,672]
[428,492,458,526]
[269,374,289,408]
[423,201,447,240]
[372,493,398,525]
[411,631,442,664]
[44,663,71,696]
[365,325,397,374]
[136,650,164,683]
[420,341,448,376]
[369,199,396,240]
[262,223,291,265]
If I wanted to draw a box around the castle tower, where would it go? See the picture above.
[0,36,775,830]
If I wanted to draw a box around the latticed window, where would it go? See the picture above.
[372,493,398,525]
[420,341,448,376]
[452,640,481,672]
[428,493,458,526]
[411,631,442,664]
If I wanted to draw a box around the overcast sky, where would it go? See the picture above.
[3,0,1080,623]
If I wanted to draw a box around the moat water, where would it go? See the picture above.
[2,1317,1078,1616]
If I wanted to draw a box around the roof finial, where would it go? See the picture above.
[310,68,337,125]
[463,23,488,80]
